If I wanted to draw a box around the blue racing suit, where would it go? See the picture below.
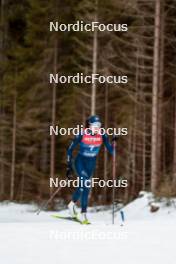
[67,131,114,212]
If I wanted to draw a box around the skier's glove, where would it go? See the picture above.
[66,167,73,179]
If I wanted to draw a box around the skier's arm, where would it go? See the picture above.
[102,134,115,155]
[67,134,82,168]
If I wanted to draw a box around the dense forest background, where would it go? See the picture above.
[0,0,176,207]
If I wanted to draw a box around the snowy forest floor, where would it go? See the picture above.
[0,192,176,264]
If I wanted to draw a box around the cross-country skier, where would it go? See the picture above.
[66,115,115,224]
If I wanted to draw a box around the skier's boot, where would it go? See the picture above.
[68,201,78,218]
[78,212,91,225]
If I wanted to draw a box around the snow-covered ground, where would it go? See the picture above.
[0,192,176,264]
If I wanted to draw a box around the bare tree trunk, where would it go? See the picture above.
[157,0,165,181]
[142,109,146,190]
[103,84,108,203]
[50,39,58,196]
[0,0,5,198]
[131,42,139,197]
[125,127,132,202]
[151,0,161,192]
[173,90,176,184]
[91,0,98,115]
[20,163,25,202]
[131,126,136,197]
[0,107,5,198]
[10,91,17,200]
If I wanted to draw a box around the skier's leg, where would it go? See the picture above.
[68,156,82,217]
[81,183,91,213]
[71,156,92,223]
[79,175,92,224]
[71,155,83,203]
[81,157,96,213]
[70,155,96,223]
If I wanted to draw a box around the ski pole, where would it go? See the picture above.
[36,186,62,215]
[112,136,117,224]
[120,210,125,226]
